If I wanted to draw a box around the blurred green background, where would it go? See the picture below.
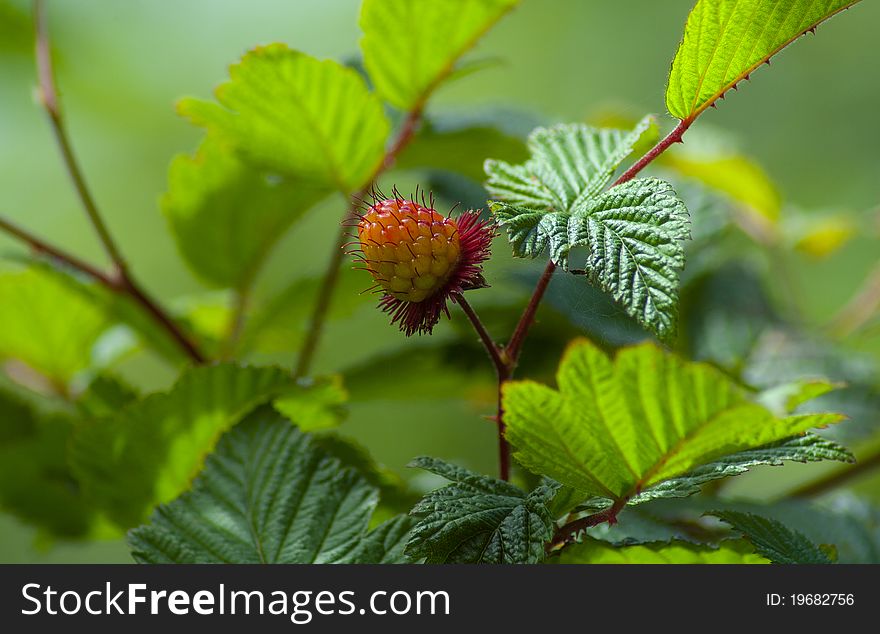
[1,0,878,561]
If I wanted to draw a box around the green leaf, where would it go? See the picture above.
[486,119,689,340]
[555,538,768,564]
[0,389,102,538]
[0,267,111,385]
[406,457,558,563]
[503,338,845,501]
[709,510,833,564]
[273,375,348,432]
[129,407,413,563]
[666,0,861,121]
[485,118,653,215]
[75,375,140,419]
[163,136,328,289]
[630,434,854,504]
[70,364,293,528]
[179,44,389,192]
[359,0,518,111]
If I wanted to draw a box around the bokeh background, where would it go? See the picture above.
[1,0,878,562]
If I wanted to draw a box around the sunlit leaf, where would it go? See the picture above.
[555,537,768,564]
[667,0,861,121]
[70,364,293,527]
[360,0,519,110]
[503,338,845,500]
[180,44,389,192]
[0,267,111,386]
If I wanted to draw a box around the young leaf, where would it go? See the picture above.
[70,364,293,528]
[486,120,689,340]
[708,510,833,564]
[163,137,329,290]
[129,407,413,563]
[503,338,845,502]
[0,267,111,385]
[360,0,519,111]
[555,537,769,564]
[406,457,558,564]
[485,118,653,213]
[666,0,861,121]
[180,44,389,192]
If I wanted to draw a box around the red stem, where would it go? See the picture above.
[550,498,627,549]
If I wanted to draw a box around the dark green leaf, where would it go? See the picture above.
[406,457,558,563]
[708,510,833,564]
[129,407,413,563]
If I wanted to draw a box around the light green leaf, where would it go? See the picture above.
[180,44,389,192]
[163,136,329,289]
[666,0,861,121]
[503,338,845,501]
[0,267,112,385]
[69,364,293,528]
[273,375,348,432]
[493,179,688,340]
[360,0,519,111]
[406,457,558,564]
[555,538,768,564]
[485,118,654,214]
[709,510,833,564]
[129,407,413,563]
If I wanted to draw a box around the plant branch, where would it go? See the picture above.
[455,295,505,372]
[506,261,557,367]
[34,0,125,272]
[294,109,424,378]
[613,119,691,187]
[550,498,627,550]
[26,0,206,364]
[0,214,117,287]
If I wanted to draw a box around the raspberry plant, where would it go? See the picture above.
[1,0,878,564]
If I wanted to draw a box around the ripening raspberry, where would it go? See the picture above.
[349,190,494,335]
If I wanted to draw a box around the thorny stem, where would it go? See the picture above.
[14,0,207,364]
[549,498,628,550]
[294,109,424,378]
[473,119,694,482]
